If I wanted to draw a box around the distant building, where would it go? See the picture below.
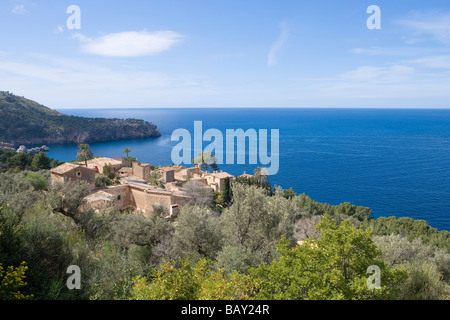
[80,181,190,219]
[50,159,249,219]
[118,167,133,178]
[132,161,151,180]
[50,163,96,191]
[0,142,16,151]
[157,166,176,183]
[202,171,234,192]
[86,157,124,176]
[239,171,254,179]
[16,145,27,153]
[14,145,50,154]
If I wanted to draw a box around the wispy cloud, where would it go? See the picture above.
[54,26,64,34]
[397,11,450,44]
[12,4,26,15]
[292,62,450,105]
[408,55,450,69]
[267,21,289,66]
[340,65,415,83]
[0,54,216,108]
[73,30,182,57]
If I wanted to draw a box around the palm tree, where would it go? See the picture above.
[254,166,269,186]
[148,171,165,189]
[77,144,93,167]
[123,147,131,158]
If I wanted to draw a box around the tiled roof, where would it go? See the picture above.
[84,190,115,203]
[209,171,234,179]
[50,163,82,175]
[87,157,123,167]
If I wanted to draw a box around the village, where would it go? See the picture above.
[50,156,252,220]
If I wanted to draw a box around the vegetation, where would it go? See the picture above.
[192,152,219,173]
[95,174,114,188]
[148,171,165,189]
[0,164,449,300]
[0,261,33,300]
[250,218,407,300]
[123,148,131,158]
[365,216,450,251]
[0,148,63,172]
[130,259,257,300]
[76,144,94,167]
[0,91,160,146]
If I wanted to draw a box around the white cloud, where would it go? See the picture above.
[397,11,450,44]
[268,22,289,66]
[408,56,450,69]
[0,54,216,108]
[12,4,26,15]
[340,65,415,83]
[350,47,384,56]
[74,30,182,57]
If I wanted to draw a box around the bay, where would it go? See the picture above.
[46,108,450,231]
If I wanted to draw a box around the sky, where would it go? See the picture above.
[1,0,450,109]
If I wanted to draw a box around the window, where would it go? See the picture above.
[117,195,121,200]
[77,171,82,177]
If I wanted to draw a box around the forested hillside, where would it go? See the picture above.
[0,91,161,146]
[0,169,448,300]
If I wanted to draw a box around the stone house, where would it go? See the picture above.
[86,157,124,176]
[50,163,96,191]
[50,160,241,219]
[239,171,254,179]
[202,170,234,192]
[132,161,151,180]
[81,182,190,219]
[118,167,133,178]
[157,166,176,183]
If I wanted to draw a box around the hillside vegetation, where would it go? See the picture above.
[0,91,161,145]
[0,168,448,300]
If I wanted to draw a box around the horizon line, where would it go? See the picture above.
[55,106,450,110]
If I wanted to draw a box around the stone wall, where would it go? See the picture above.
[51,166,96,190]
[132,162,150,180]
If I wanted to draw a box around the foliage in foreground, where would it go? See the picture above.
[0,261,33,300]
[131,259,257,300]
[0,170,449,300]
[130,216,408,300]
[251,217,407,300]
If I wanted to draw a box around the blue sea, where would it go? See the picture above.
[46,108,450,232]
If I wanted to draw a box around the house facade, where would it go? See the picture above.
[86,157,125,175]
[50,163,96,191]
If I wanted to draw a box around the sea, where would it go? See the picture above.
[45,108,450,232]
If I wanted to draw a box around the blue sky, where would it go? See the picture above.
[1,0,450,108]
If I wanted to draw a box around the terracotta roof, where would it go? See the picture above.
[166,165,186,172]
[50,163,82,175]
[84,190,115,203]
[87,157,123,167]
[158,166,176,172]
[209,171,234,179]
[240,172,253,178]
